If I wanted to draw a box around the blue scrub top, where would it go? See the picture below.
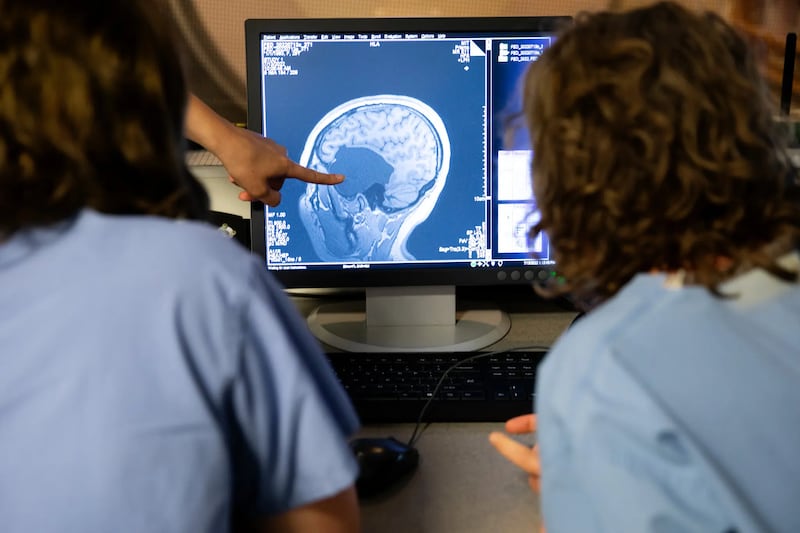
[0,210,359,533]
[536,255,800,533]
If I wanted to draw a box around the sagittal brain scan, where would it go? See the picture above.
[298,95,450,262]
[256,31,556,270]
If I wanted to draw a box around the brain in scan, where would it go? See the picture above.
[298,95,450,262]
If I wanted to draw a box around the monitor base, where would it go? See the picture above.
[306,286,511,353]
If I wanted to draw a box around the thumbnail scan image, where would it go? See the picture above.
[297,94,451,262]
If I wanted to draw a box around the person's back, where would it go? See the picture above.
[0,210,359,532]
[0,1,359,531]
[537,251,800,532]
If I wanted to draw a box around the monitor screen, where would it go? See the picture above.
[246,16,569,352]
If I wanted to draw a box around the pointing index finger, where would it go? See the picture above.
[285,160,345,185]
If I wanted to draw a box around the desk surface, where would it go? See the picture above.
[292,292,577,533]
[356,422,539,533]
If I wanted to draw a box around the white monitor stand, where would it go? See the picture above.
[306,285,511,353]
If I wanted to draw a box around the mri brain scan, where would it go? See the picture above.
[298,94,450,262]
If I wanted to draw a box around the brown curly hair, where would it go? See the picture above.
[524,1,800,305]
[0,0,208,240]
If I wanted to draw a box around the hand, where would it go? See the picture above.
[183,95,344,208]
[489,414,541,494]
[217,127,344,207]
[490,414,545,533]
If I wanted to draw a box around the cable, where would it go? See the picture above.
[780,32,797,116]
[406,345,551,448]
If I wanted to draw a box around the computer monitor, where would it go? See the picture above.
[246,16,569,352]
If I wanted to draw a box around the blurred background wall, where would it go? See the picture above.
[164,0,798,125]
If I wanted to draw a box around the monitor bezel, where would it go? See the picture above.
[246,15,570,289]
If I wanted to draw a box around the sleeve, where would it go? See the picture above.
[536,348,733,533]
[226,266,360,517]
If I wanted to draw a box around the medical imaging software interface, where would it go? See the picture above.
[257,28,556,273]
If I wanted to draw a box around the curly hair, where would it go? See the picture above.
[524,1,800,305]
[0,0,208,239]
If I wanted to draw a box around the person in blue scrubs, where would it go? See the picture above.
[490,2,800,532]
[0,1,359,532]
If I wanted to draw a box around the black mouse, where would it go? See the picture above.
[350,437,419,498]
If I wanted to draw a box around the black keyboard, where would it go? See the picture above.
[327,350,547,423]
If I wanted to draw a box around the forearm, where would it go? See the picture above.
[184,93,238,156]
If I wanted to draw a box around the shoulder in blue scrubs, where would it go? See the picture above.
[0,209,360,533]
[537,253,800,533]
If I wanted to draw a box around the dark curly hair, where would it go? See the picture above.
[0,0,208,239]
[524,1,800,305]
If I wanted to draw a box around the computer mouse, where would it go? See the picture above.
[350,437,419,498]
